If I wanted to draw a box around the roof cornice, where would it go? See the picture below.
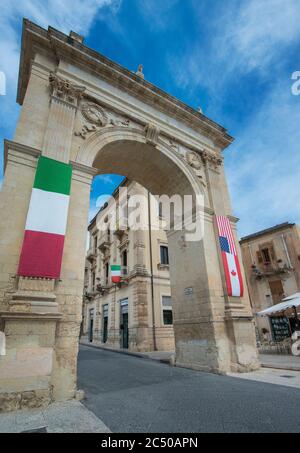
[240,222,296,243]
[17,19,234,150]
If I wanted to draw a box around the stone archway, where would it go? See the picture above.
[0,20,259,411]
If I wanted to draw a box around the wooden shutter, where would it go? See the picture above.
[256,251,263,263]
[270,244,276,261]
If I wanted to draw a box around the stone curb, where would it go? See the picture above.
[80,342,300,372]
[261,363,300,372]
[79,341,172,365]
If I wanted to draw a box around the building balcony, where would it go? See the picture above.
[114,224,129,240]
[86,248,96,263]
[252,262,294,279]
[98,233,111,253]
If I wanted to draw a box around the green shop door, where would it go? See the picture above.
[102,304,108,343]
[89,308,94,343]
[120,299,129,349]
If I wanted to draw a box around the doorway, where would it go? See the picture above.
[89,308,94,343]
[120,299,129,349]
[102,304,108,343]
[269,280,284,305]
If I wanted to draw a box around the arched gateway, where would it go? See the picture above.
[0,20,259,411]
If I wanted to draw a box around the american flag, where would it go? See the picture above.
[215,215,243,298]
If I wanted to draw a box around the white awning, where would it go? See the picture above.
[257,292,300,317]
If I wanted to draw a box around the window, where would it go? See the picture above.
[121,250,128,276]
[103,304,109,318]
[257,243,276,266]
[162,295,173,325]
[94,235,98,253]
[160,246,169,265]
[122,250,128,267]
[105,262,109,285]
[261,248,271,264]
[158,202,163,219]
[92,271,96,291]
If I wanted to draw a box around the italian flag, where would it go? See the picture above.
[111,265,121,283]
[17,156,72,279]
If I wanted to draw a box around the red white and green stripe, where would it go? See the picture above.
[17,156,72,279]
[111,265,121,283]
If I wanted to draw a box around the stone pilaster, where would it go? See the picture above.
[42,72,85,163]
[106,287,119,348]
[132,230,148,276]
[130,278,151,352]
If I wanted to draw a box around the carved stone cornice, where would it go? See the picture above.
[49,72,86,107]
[4,139,41,171]
[70,160,98,177]
[17,19,234,150]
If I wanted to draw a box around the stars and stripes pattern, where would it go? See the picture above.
[215,215,244,298]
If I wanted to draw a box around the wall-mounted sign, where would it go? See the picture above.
[184,287,193,296]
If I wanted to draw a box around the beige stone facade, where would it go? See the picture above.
[0,20,259,412]
[82,179,175,352]
[240,222,300,342]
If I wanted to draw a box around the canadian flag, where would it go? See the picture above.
[216,216,244,298]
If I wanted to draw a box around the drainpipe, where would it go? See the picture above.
[281,234,292,268]
[148,191,157,351]
[248,243,254,264]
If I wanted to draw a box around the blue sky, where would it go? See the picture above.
[0,0,300,237]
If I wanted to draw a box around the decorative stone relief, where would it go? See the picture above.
[144,123,160,146]
[201,151,223,170]
[74,101,131,139]
[168,139,180,153]
[49,72,85,107]
[186,150,202,170]
[17,276,55,293]
[74,123,98,139]
[184,150,206,186]
[109,117,130,127]
[81,102,108,126]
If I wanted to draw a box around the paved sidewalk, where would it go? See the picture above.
[228,367,300,390]
[0,400,111,433]
[260,354,300,371]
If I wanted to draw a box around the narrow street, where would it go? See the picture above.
[78,345,300,433]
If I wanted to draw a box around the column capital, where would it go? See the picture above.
[49,72,86,109]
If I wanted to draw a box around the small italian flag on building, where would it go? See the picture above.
[17,156,72,279]
[111,265,121,283]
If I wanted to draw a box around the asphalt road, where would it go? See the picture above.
[77,345,300,433]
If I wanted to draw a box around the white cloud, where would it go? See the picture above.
[137,0,179,30]
[0,0,119,88]
[96,174,114,184]
[169,0,300,236]
[171,0,300,95]
[0,0,121,182]
[226,79,300,237]
[219,0,300,73]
